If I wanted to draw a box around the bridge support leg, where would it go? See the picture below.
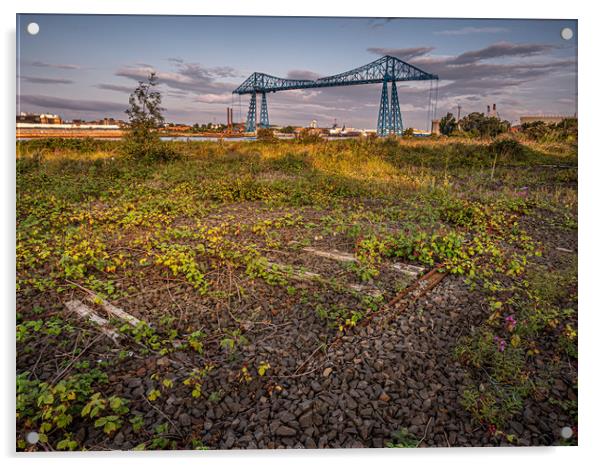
[390,80,403,136]
[246,92,257,132]
[377,80,390,137]
[259,92,269,128]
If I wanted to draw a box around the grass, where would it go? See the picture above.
[16,136,577,450]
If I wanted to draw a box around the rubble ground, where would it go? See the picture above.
[16,137,577,450]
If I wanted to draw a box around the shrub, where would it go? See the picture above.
[489,138,526,162]
[256,128,276,142]
[297,128,322,143]
[402,127,414,138]
[121,137,180,162]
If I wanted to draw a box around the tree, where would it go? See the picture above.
[521,118,577,142]
[439,113,457,136]
[124,73,177,161]
[459,112,510,138]
[402,127,414,137]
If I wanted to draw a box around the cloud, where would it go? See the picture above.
[115,61,239,95]
[366,43,572,101]
[20,39,572,129]
[196,94,234,104]
[435,27,509,36]
[20,76,73,85]
[348,41,575,125]
[29,60,81,70]
[19,94,125,113]
[236,37,575,127]
[367,46,435,61]
[451,41,558,64]
[96,83,133,93]
[286,70,322,81]
[367,18,396,29]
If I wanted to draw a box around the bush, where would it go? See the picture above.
[297,128,322,143]
[520,118,577,143]
[121,134,180,162]
[489,138,526,162]
[256,128,276,142]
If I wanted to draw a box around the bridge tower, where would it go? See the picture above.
[259,92,269,128]
[390,80,403,136]
[378,78,403,137]
[245,91,257,132]
[377,78,390,137]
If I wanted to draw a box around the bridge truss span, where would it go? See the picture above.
[232,55,439,136]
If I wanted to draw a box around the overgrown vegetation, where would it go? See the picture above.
[16,135,577,449]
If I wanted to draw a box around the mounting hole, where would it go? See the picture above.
[26,22,40,35]
[26,431,40,444]
[560,27,573,40]
[560,426,573,439]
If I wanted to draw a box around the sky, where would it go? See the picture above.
[16,15,577,130]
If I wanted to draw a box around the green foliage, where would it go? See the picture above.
[183,364,214,398]
[219,329,249,353]
[315,303,364,330]
[16,135,577,449]
[461,385,524,428]
[280,125,295,134]
[521,118,577,143]
[186,330,206,355]
[16,369,111,450]
[459,112,511,138]
[257,128,276,141]
[386,428,419,448]
[489,138,526,162]
[439,113,457,136]
[297,128,322,143]
[123,72,179,162]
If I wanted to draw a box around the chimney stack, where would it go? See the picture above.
[493,103,497,113]
[487,105,491,115]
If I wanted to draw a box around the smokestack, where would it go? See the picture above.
[487,105,490,115]
[226,107,230,127]
[230,108,234,126]
[493,103,497,112]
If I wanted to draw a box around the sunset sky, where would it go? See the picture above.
[16,15,577,129]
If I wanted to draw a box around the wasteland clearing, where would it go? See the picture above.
[16,137,577,450]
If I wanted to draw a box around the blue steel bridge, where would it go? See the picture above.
[232,55,439,136]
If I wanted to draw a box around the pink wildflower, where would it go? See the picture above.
[493,336,507,352]
[505,315,517,332]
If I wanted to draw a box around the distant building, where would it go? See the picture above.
[17,112,62,124]
[17,112,41,124]
[431,119,440,135]
[87,117,126,126]
[519,115,573,125]
[411,128,431,136]
[486,104,499,119]
[40,113,62,124]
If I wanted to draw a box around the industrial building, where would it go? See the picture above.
[519,115,574,125]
